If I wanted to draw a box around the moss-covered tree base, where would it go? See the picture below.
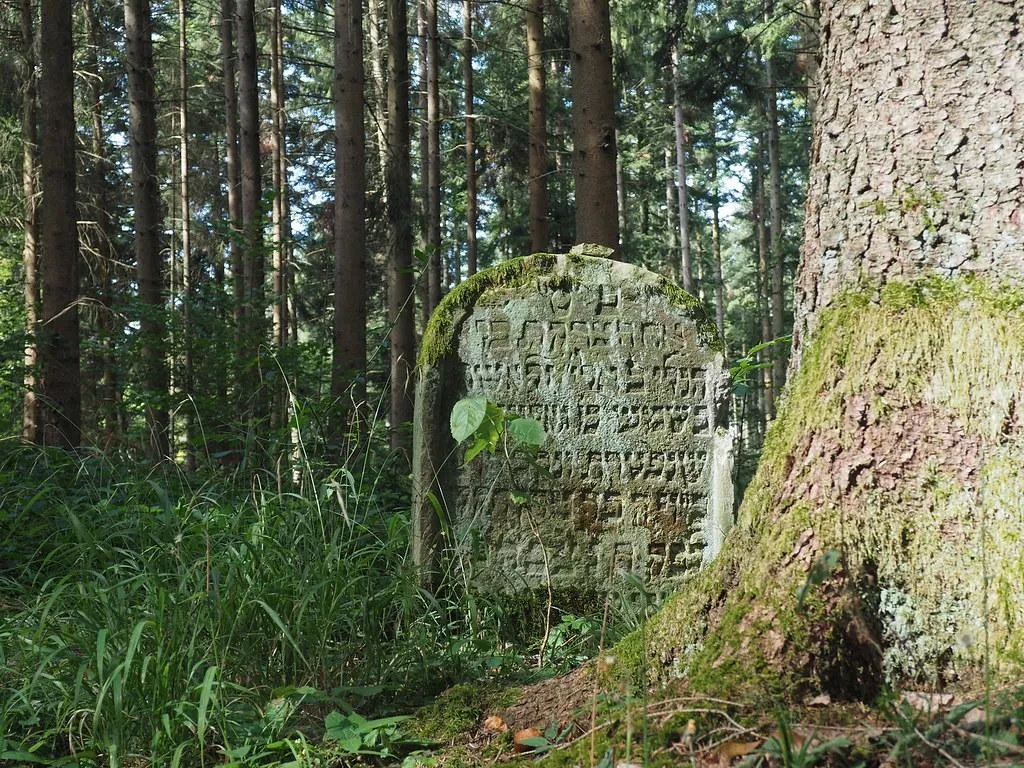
[615,278,1024,701]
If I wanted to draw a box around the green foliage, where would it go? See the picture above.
[0,441,511,766]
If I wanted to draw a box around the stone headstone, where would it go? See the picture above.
[413,248,733,594]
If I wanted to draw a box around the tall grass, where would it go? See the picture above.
[0,440,506,766]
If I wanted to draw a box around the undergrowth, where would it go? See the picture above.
[0,440,514,766]
[0,438,646,767]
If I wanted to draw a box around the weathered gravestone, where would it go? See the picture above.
[413,247,733,593]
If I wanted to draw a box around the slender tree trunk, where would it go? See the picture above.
[463,0,477,276]
[568,0,618,251]
[765,57,786,397]
[179,0,196,466]
[332,0,367,434]
[368,0,389,208]
[21,0,40,443]
[425,0,442,313]
[387,0,415,456]
[616,146,626,251]
[85,0,122,446]
[220,0,243,344]
[752,148,775,420]
[708,118,725,339]
[672,47,693,293]
[237,0,263,357]
[663,145,676,273]
[526,0,548,253]
[415,0,429,328]
[126,0,168,458]
[270,0,289,435]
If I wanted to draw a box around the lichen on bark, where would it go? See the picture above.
[617,278,1024,700]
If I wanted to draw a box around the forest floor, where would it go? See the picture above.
[406,667,1024,768]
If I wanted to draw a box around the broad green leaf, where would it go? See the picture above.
[451,397,488,443]
[507,417,546,447]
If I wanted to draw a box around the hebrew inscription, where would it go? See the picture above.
[413,251,733,593]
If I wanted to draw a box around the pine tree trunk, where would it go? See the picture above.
[220,0,243,347]
[708,119,725,339]
[463,0,477,276]
[672,48,693,293]
[367,0,389,208]
[84,0,122,447]
[752,148,775,420]
[179,0,196,466]
[387,0,415,457]
[270,0,289,435]
[126,0,168,458]
[526,0,548,254]
[425,0,442,313]
[21,0,40,444]
[568,0,618,251]
[765,58,786,397]
[237,0,263,355]
[635,0,1024,698]
[332,0,367,432]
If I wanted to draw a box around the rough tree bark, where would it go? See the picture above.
[85,0,123,445]
[237,0,263,350]
[270,0,289,434]
[387,0,416,456]
[568,0,618,251]
[526,0,547,254]
[764,55,787,400]
[179,0,196,465]
[630,0,1024,698]
[425,0,442,311]
[672,48,693,293]
[21,0,40,443]
[464,0,477,276]
[125,0,168,458]
[220,0,243,341]
[332,0,367,430]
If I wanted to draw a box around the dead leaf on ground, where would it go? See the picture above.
[805,693,832,707]
[482,714,508,732]
[513,727,544,753]
[712,738,762,763]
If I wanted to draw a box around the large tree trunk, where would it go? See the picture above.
[568,0,618,251]
[386,0,416,457]
[21,0,40,443]
[332,0,367,433]
[39,0,80,449]
[125,0,168,458]
[526,0,548,254]
[631,0,1024,698]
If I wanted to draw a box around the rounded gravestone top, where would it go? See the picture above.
[413,249,733,594]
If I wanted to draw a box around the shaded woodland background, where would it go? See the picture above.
[0,0,813,475]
